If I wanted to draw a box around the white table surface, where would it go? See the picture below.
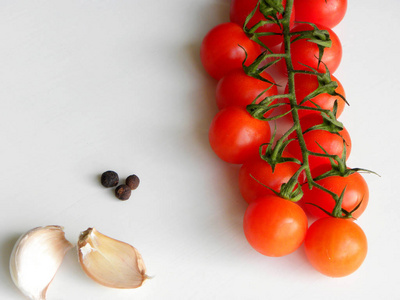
[1,0,399,299]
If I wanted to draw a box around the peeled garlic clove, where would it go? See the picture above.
[9,225,73,300]
[77,227,148,289]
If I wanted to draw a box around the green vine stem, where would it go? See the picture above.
[280,0,314,184]
[244,0,373,218]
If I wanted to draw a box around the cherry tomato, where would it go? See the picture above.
[305,217,367,277]
[294,0,347,29]
[286,114,351,171]
[301,170,369,219]
[200,22,261,80]
[209,107,271,164]
[284,73,346,119]
[216,69,278,111]
[243,195,308,257]
[239,152,304,204]
[230,0,295,50]
[279,23,342,74]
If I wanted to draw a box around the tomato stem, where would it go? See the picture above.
[281,0,314,187]
[243,0,374,216]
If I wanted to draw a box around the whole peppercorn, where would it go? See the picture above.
[126,174,140,190]
[115,184,131,200]
[101,171,119,188]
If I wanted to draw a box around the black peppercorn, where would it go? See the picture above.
[101,171,119,187]
[115,184,131,200]
[126,174,140,190]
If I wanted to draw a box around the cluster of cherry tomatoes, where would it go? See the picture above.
[200,0,370,278]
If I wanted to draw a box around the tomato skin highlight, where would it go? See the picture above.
[243,195,308,257]
[305,217,367,277]
[284,73,346,119]
[302,171,369,219]
[279,23,342,74]
[208,107,271,164]
[230,0,295,50]
[216,69,278,111]
[239,153,304,204]
[294,0,347,29]
[200,22,261,80]
[286,114,352,171]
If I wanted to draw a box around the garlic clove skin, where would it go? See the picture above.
[9,225,73,300]
[77,227,148,289]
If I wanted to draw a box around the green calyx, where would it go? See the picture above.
[290,22,332,68]
[259,0,285,21]
[303,112,344,135]
[259,124,301,169]
[241,48,283,84]
[243,0,286,50]
[298,64,348,107]
[305,186,362,219]
[254,125,304,202]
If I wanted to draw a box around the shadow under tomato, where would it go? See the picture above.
[187,0,231,152]
[216,162,248,229]
[0,234,21,294]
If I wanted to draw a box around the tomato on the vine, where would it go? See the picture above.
[216,69,278,111]
[243,195,308,257]
[286,114,351,171]
[200,22,261,80]
[230,0,295,50]
[294,0,347,29]
[301,170,369,219]
[304,217,367,277]
[239,152,304,204]
[279,23,342,74]
[208,106,271,164]
[284,73,346,119]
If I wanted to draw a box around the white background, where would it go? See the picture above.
[1,0,399,299]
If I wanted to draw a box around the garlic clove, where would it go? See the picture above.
[77,227,148,289]
[9,225,73,300]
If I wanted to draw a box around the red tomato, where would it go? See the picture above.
[230,0,295,50]
[284,73,346,119]
[239,152,304,203]
[286,114,351,171]
[216,69,278,111]
[294,0,347,29]
[305,217,367,277]
[243,195,308,257]
[279,23,342,74]
[200,22,261,80]
[301,170,369,219]
[208,107,271,164]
